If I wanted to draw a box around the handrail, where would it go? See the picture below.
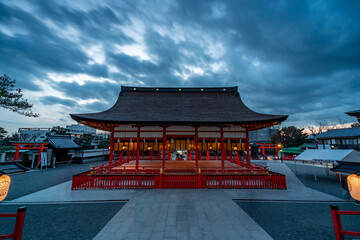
[330,205,360,240]
[0,207,26,240]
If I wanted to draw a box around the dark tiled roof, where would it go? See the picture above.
[346,110,360,116]
[47,135,80,149]
[70,86,288,125]
[331,162,360,174]
[316,128,360,139]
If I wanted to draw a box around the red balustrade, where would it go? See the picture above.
[72,171,286,190]
[330,205,360,240]
[0,207,26,240]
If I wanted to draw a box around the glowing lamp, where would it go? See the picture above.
[0,174,11,202]
[233,146,238,151]
[147,146,152,150]
[347,174,360,201]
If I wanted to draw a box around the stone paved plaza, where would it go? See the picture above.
[2,161,353,239]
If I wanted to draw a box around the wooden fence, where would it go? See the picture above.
[72,172,286,190]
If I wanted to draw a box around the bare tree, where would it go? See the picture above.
[307,125,318,137]
[316,121,329,133]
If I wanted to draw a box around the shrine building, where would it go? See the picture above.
[70,86,288,189]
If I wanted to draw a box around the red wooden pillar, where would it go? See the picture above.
[136,127,140,171]
[206,150,209,161]
[14,144,20,161]
[195,127,199,167]
[246,129,251,165]
[221,127,224,170]
[37,144,43,165]
[189,150,192,160]
[237,151,240,166]
[109,129,114,166]
[151,150,153,161]
[195,138,199,167]
[262,145,265,157]
[162,127,166,169]
[276,147,279,159]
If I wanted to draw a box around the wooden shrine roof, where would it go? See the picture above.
[70,86,288,126]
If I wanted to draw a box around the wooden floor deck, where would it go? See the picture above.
[113,160,247,170]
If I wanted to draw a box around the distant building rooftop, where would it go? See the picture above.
[316,128,360,139]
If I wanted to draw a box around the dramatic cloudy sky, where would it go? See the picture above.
[1,0,359,133]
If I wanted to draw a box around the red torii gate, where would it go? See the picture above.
[12,143,48,165]
[257,143,280,159]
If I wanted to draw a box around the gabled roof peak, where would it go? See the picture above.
[120,86,239,95]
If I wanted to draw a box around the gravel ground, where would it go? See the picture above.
[237,201,360,240]
[6,161,105,201]
[285,162,343,198]
[0,202,125,240]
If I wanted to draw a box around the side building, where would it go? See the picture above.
[19,128,52,142]
[316,128,360,151]
[65,124,96,138]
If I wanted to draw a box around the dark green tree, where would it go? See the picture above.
[75,133,93,149]
[271,126,308,148]
[0,127,7,139]
[0,131,19,146]
[50,126,68,135]
[0,74,39,117]
[98,138,110,149]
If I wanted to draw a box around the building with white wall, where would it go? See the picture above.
[65,124,96,137]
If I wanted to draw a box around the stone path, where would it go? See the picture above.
[93,190,272,240]
[8,162,343,239]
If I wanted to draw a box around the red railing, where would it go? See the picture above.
[330,205,360,240]
[72,172,286,190]
[205,173,286,189]
[0,207,26,240]
[89,159,268,175]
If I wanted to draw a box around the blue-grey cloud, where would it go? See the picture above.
[0,0,359,131]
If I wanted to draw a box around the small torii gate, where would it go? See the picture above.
[257,143,280,159]
[11,143,48,165]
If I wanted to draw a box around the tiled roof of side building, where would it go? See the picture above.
[316,128,360,139]
[346,110,360,116]
[47,135,81,149]
[70,86,288,125]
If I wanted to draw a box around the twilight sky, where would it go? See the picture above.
[1,0,360,133]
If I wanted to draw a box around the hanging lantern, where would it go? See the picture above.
[228,139,230,143]
[117,139,120,143]
[130,138,132,143]
[347,174,360,201]
[215,138,217,143]
[0,174,11,202]
[239,139,242,143]
[171,138,174,143]
[143,138,146,143]
[187,138,190,142]
[155,138,158,143]
[203,139,205,143]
